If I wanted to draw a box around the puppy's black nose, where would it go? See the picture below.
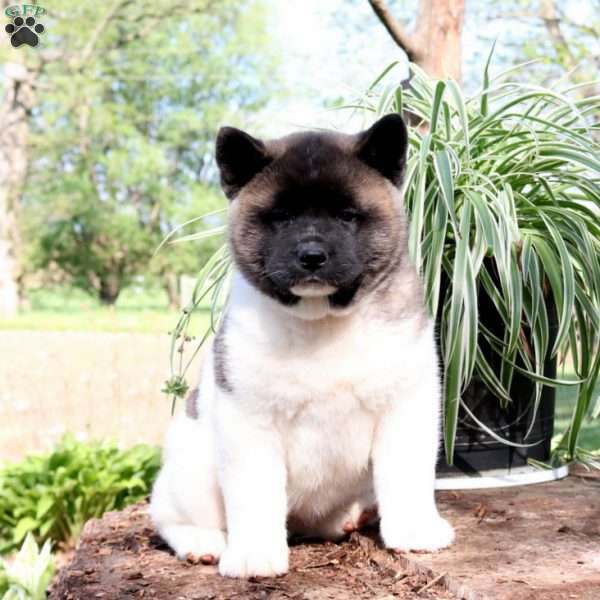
[297,243,328,271]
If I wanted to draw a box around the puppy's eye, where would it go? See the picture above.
[338,208,362,223]
[265,207,294,223]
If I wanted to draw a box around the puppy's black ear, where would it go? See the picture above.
[355,114,408,187]
[215,127,271,199]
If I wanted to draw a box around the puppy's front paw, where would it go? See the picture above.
[381,514,454,552]
[218,541,289,578]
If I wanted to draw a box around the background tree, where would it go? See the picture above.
[1,0,280,309]
[0,59,30,316]
[493,0,599,97]
[0,0,42,316]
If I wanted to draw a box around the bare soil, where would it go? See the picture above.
[0,331,199,461]
[407,470,600,600]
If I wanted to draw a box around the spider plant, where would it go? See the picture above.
[162,56,600,466]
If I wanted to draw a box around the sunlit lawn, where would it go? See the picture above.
[0,285,210,334]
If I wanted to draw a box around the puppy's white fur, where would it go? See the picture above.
[150,271,454,578]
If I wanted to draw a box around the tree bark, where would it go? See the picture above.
[538,0,598,99]
[98,274,122,305]
[368,0,465,82]
[0,59,35,317]
[414,0,464,82]
[367,0,421,63]
[539,0,576,70]
[163,271,180,309]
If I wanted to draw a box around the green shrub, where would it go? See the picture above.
[0,436,161,555]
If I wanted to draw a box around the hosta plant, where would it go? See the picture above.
[163,57,600,465]
[0,436,161,554]
[0,535,54,600]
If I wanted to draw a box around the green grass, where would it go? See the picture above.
[0,309,183,334]
[0,286,210,334]
[555,371,600,452]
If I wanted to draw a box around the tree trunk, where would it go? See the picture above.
[0,59,35,317]
[368,0,465,83]
[414,0,464,82]
[98,274,121,305]
[163,272,180,309]
[539,0,598,99]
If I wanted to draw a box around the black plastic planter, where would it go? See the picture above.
[435,267,558,475]
[436,370,556,474]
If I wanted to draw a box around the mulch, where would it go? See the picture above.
[50,470,600,600]
[49,502,455,600]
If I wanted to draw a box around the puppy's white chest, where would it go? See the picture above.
[230,315,408,416]
[280,387,376,514]
[229,322,400,511]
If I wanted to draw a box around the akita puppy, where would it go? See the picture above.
[150,114,454,578]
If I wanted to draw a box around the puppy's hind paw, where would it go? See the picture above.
[343,508,378,533]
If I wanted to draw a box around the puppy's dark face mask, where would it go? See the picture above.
[215,115,409,310]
